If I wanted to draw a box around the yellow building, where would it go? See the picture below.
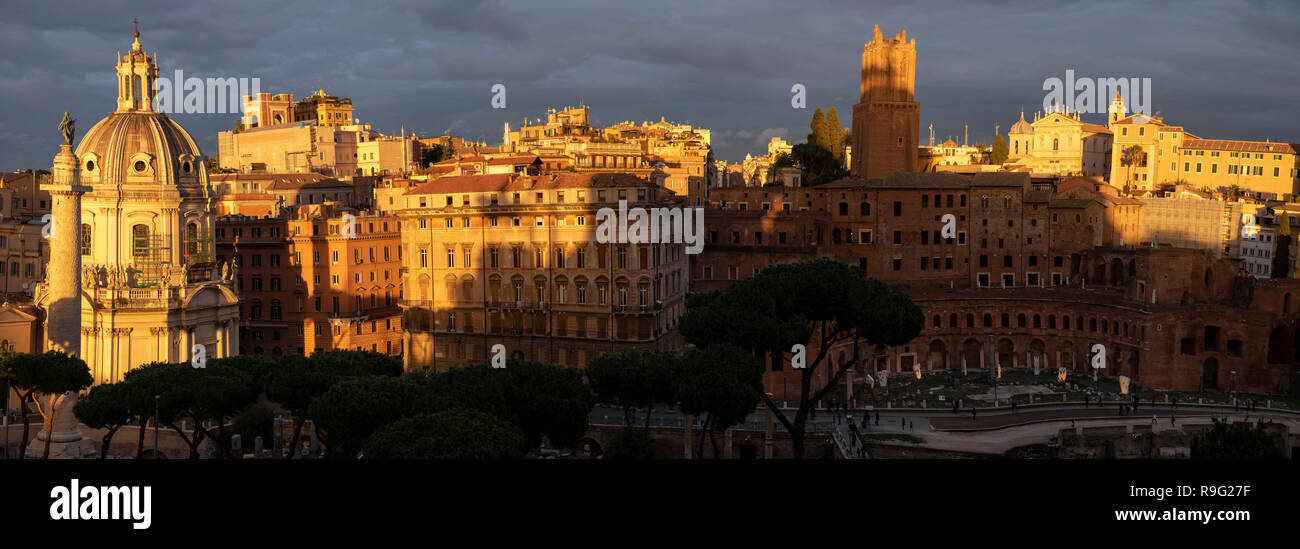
[1108,93,1300,197]
[293,89,355,126]
[1005,107,1112,176]
[1174,140,1300,199]
[396,172,689,372]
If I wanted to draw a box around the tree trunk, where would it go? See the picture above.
[709,427,721,459]
[136,415,147,458]
[42,394,61,459]
[643,404,654,434]
[100,425,121,459]
[283,415,306,460]
[16,391,32,460]
[168,421,201,459]
[695,414,711,459]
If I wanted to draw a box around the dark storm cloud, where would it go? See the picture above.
[1,0,1298,169]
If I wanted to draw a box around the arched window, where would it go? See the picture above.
[983,314,993,327]
[186,223,199,257]
[132,225,150,258]
[932,314,941,329]
[81,224,92,256]
[1052,138,1059,151]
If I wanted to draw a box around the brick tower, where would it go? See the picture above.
[850,25,919,178]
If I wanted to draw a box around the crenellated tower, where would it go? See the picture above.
[850,25,919,178]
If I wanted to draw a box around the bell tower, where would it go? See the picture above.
[1108,91,1126,127]
[850,25,919,178]
[115,23,159,113]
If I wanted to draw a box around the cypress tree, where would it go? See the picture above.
[825,107,844,160]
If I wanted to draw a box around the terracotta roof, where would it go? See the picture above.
[404,173,654,195]
[971,172,1030,188]
[1049,198,1093,209]
[485,155,540,165]
[1112,114,1164,125]
[821,172,967,189]
[1181,139,1299,155]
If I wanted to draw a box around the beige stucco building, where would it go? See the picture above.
[396,172,688,372]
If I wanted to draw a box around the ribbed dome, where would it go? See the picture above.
[1009,111,1033,135]
[75,112,204,185]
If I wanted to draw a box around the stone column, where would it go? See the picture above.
[33,143,94,457]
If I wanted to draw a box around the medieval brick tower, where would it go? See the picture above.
[850,25,919,178]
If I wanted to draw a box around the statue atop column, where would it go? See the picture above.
[59,111,76,146]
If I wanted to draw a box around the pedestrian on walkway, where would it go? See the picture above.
[875,411,880,426]
[1084,395,1090,408]
[1234,400,1239,411]
[1171,415,1176,425]
[1152,414,1157,425]
[971,407,977,419]
[908,420,913,431]
[1011,401,1017,414]
[1150,395,1156,406]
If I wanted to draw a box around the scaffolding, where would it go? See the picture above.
[183,225,214,284]
[128,233,170,288]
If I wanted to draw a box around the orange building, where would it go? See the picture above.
[215,205,404,357]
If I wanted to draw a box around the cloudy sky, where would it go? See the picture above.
[1,0,1298,170]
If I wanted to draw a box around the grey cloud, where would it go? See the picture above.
[0,0,1297,169]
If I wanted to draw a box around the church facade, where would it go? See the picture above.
[35,30,240,384]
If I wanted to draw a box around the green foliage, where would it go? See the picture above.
[267,350,400,421]
[824,107,844,160]
[361,409,525,459]
[73,382,134,458]
[410,361,593,449]
[5,350,94,396]
[679,258,923,457]
[74,383,132,431]
[808,108,827,150]
[585,349,677,428]
[675,344,763,434]
[606,428,656,460]
[1192,418,1282,459]
[990,134,1009,165]
[682,258,923,352]
[501,360,594,448]
[780,143,848,186]
[230,405,274,452]
[308,375,423,459]
[421,143,454,167]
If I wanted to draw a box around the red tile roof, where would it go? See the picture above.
[1181,139,1299,155]
[404,173,654,195]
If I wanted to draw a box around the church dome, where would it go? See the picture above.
[73,28,205,186]
[1009,111,1033,135]
[76,112,204,185]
